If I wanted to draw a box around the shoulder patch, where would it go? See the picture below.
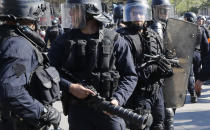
[13,63,26,77]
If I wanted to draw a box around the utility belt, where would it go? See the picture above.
[0,108,49,130]
[0,109,32,129]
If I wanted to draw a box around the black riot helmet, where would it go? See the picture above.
[1,0,51,26]
[113,4,124,23]
[124,0,152,22]
[61,0,111,29]
[151,0,171,22]
[184,12,197,23]
[66,0,102,15]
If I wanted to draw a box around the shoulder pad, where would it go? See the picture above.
[145,28,159,37]
[102,28,118,43]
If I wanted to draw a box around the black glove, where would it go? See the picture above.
[40,105,61,129]
[151,59,173,78]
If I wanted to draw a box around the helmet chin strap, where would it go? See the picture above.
[127,21,146,31]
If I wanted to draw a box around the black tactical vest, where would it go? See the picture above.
[118,27,164,91]
[62,28,120,99]
[118,27,163,66]
[48,26,59,42]
[0,25,61,105]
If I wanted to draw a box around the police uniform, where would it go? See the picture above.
[48,27,137,130]
[151,0,175,128]
[197,50,210,81]
[0,0,61,129]
[44,25,63,47]
[118,25,168,130]
[188,24,209,98]
[0,24,61,130]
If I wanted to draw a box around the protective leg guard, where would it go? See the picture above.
[164,108,174,130]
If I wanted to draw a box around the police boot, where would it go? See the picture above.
[190,92,198,103]
[164,108,174,130]
[152,125,164,130]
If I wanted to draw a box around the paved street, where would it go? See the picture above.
[175,84,210,130]
[52,84,210,130]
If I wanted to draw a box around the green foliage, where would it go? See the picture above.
[170,0,207,15]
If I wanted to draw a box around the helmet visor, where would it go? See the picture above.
[38,2,52,26]
[153,5,174,21]
[61,3,86,29]
[123,3,152,22]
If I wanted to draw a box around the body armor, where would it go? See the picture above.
[62,28,120,99]
[150,21,166,40]
[118,27,163,94]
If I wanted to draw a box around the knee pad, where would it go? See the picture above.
[152,124,164,130]
[165,108,175,118]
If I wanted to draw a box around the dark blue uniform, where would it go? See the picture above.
[44,25,64,47]
[198,50,210,81]
[48,29,138,130]
[188,26,209,96]
[117,27,165,130]
[0,26,45,129]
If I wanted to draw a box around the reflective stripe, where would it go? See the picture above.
[208,38,210,43]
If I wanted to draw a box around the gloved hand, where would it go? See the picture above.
[151,58,173,78]
[40,105,61,129]
[140,58,173,81]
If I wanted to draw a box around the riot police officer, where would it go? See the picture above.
[117,0,173,129]
[44,18,64,48]
[184,12,197,23]
[0,0,61,129]
[197,15,206,26]
[151,0,171,39]
[184,12,209,99]
[48,0,138,130]
[151,0,175,129]
[113,4,126,29]
[183,12,199,103]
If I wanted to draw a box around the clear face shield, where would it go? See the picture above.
[123,3,152,23]
[61,3,86,29]
[153,5,173,21]
[35,2,52,26]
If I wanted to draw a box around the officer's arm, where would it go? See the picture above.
[198,51,210,81]
[200,28,209,61]
[112,36,138,106]
[195,51,210,92]
[0,38,44,125]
